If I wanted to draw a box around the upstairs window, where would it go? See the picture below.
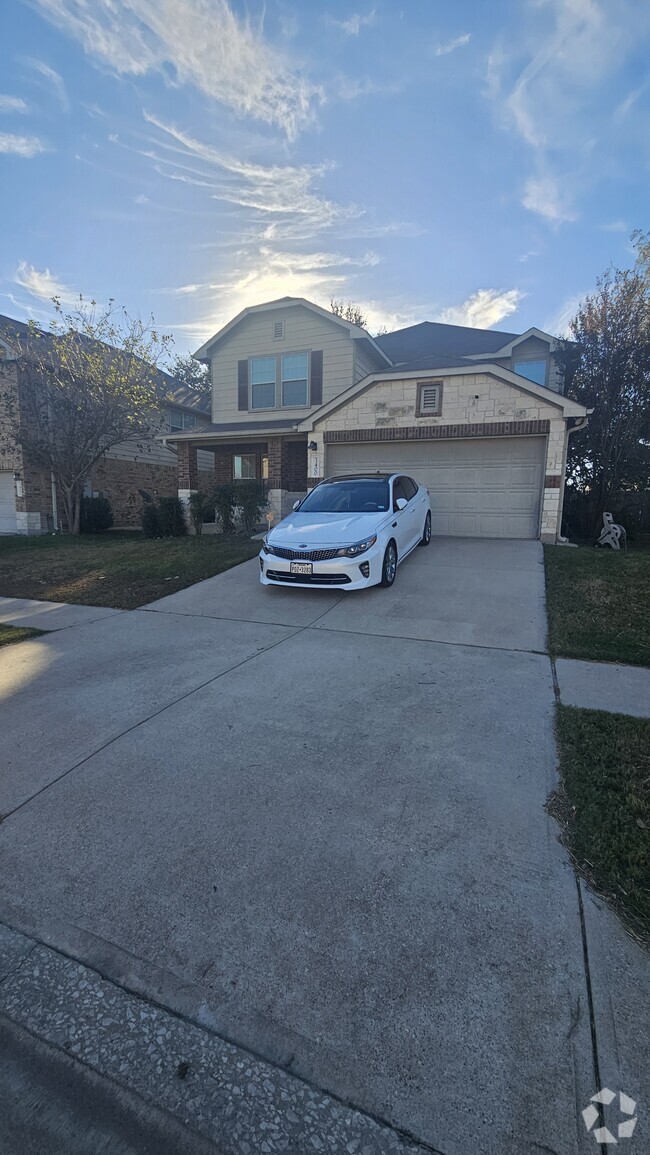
[168,407,199,431]
[250,356,276,409]
[281,352,309,406]
[513,359,547,386]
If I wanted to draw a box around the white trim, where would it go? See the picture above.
[298,362,588,430]
[192,297,392,366]
[464,327,557,360]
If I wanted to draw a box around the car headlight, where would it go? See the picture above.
[337,535,377,558]
[262,537,275,556]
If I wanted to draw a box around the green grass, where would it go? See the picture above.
[544,544,650,666]
[0,532,261,610]
[551,706,650,942]
[0,623,45,647]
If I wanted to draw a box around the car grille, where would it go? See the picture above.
[270,546,340,562]
[266,570,351,586]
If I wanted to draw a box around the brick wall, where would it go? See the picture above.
[92,455,218,527]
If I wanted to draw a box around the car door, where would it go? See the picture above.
[402,476,425,550]
[391,477,413,556]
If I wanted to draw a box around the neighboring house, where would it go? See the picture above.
[0,314,216,534]
[163,297,589,542]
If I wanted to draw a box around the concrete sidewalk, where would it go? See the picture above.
[556,656,650,718]
[0,595,121,632]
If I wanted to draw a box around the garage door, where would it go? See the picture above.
[0,471,17,534]
[327,437,545,539]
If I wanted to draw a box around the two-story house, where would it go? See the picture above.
[166,297,588,542]
[0,313,217,533]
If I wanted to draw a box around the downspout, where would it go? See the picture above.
[557,413,591,542]
[50,470,59,533]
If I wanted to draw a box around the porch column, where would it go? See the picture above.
[266,437,284,527]
[266,438,307,525]
[177,439,199,531]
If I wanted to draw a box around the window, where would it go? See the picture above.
[513,359,547,386]
[250,356,276,409]
[168,407,199,432]
[299,478,390,513]
[403,476,418,500]
[281,352,309,407]
[392,477,408,511]
[273,320,285,339]
[233,454,256,480]
[416,381,442,416]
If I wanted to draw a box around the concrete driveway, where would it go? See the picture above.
[0,540,645,1153]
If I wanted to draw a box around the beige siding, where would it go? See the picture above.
[210,304,355,424]
[353,340,386,384]
[104,412,212,467]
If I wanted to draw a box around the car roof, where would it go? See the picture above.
[321,473,397,483]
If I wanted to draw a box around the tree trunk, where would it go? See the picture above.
[72,494,81,535]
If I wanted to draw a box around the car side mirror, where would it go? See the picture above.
[395,497,408,511]
[293,500,301,511]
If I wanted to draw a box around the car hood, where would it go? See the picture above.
[268,511,385,546]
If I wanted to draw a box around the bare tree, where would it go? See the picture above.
[329,298,369,330]
[0,298,172,534]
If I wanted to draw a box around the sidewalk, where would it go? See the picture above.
[555,657,650,718]
[0,595,121,632]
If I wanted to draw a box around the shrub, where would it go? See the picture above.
[80,495,114,534]
[188,490,211,535]
[235,480,268,535]
[142,503,163,538]
[157,495,187,537]
[213,483,236,534]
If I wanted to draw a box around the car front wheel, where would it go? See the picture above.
[380,540,397,587]
[420,511,431,546]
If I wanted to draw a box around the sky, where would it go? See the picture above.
[1,0,649,356]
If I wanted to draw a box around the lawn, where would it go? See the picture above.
[544,544,650,666]
[551,705,650,942]
[0,623,45,647]
[0,533,261,610]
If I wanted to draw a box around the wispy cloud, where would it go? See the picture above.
[0,95,28,114]
[522,176,576,225]
[23,57,70,111]
[14,261,78,303]
[329,9,377,36]
[30,0,321,138]
[437,288,523,329]
[434,33,470,57]
[336,76,401,101]
[544,293,585,337]
[0,133,46,157]
[601,219,627,232]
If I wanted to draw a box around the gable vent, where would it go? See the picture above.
[273,320,285,339]
[417,382,442,415]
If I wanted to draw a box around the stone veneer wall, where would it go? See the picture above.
[307,371,570,542]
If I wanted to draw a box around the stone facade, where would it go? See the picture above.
[305,371,575,542]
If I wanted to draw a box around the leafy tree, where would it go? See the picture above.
[556,252,650,534]
[0,297,172,534]
[170,353,211,397]
[329,298,368,330]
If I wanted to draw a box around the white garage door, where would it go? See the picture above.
[0,471,17,534]
[327,437,545,539]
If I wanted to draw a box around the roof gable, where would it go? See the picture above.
[375,320,521,364]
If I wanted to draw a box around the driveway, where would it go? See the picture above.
[0,540,645,1153]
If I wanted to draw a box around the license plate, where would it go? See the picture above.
[290,561,312,575]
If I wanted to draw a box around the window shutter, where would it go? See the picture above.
[237,360,248,410]
[310,350,323,406]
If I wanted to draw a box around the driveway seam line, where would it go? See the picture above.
[0,917,446,1155]
[310,621,549,656]
[0,625,303,824]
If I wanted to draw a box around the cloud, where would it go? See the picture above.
[0,95,28,113]
[30,0,321,138]
[23,58,70,111]
[434,33,470,57]
[14,261,79,304]
[144,113,361,234]
[0,133,46,157]
[330,10,377,36]
[544,293,585,337]
[522,176,576,224]
[336,76,401,101]
[601,219,627,232]
[436,288,523,329]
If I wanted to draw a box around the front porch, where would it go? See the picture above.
[175,432,308,528]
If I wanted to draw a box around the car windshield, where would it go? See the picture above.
[298,479,390,514]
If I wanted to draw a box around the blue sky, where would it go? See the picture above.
[1,0,648,354]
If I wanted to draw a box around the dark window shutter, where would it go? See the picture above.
[310,350,323,406]
[237,360,248,411]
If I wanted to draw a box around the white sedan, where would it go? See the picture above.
[259,473,431,590]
